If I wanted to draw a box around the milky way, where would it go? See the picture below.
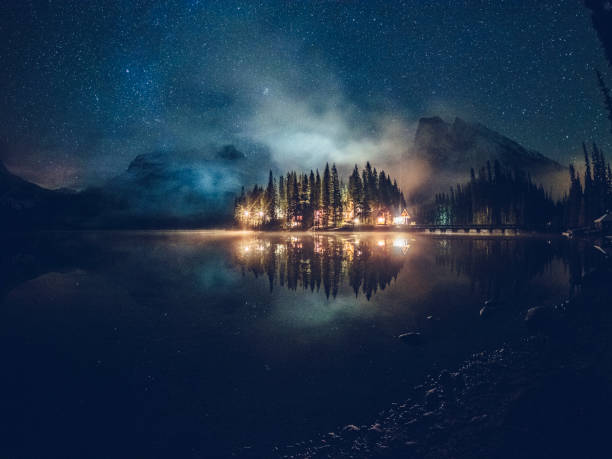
[1,0,610,189]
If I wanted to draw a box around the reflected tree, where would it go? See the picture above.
[233,236,405,299]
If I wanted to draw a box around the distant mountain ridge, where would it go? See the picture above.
[1,118,568,229]
[0,145,263,229]
[412,116,563,176]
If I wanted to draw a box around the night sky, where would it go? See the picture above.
[1,0,611,189]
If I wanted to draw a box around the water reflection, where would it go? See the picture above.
[232,233,608,301]
[0,231,609,458]
[233,235,409,299]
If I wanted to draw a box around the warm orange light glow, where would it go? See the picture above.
[243,210,250,217]
[377,240,385,247]
[353,218,359,224]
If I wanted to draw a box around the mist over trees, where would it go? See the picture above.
[234,162,407,229]
[420,144,612,230]
[235,147,611,232]
[419,160,559,227]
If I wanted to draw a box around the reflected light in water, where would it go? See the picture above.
[233,235,406,299]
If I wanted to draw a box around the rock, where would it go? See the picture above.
[480,299,504,318]
[398,332,423,345]
[452,372,465,390]
[342,424,360,433]
[425,388,441,410]
[469,414,488,423]
[438,370,453,388]
[525,306,556,332]
[369,423,383,433]
[366,423,384,440]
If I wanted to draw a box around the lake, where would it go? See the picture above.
[0,231,603,458]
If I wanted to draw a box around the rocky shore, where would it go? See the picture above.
[273,259,612,459]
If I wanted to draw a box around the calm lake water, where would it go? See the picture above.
[0,231,603,458]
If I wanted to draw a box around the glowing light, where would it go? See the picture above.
[377,240,385,247]
[258,211,264,217]
[377,216,385,224]
[353,218,360,224]
[243,210,250,217]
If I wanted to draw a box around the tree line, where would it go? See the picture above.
[234,162,407,229]
[419,160,559,228]
[564,142,612,227]
[421,143,612,230]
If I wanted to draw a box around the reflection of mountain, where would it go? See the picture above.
[233,235,408,299]
[0,233,107,303]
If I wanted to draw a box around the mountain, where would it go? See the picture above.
[412,117,564,179]
[0,160,79,229]
[97,147,253,228]
[1,145,266,229]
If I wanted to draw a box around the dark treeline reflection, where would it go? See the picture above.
[232,235,408,299]
[434,237,606,299]
[233,234,607,301]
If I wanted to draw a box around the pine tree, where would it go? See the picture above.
[278,175,286,223]
[322,163,331,227]
[361,169,371,223]
[596,69,612,134]
[583,143,594,224]
[348,164,363,220]
[568,163,583,228]
[265,170,276,224]
[331,163,342,226]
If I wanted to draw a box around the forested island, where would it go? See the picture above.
[234,162,408,229]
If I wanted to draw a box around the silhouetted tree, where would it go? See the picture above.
[584,0,612,67]
[596,69,612,133]
[265,170,276,225]
[331,163,343,226]
[322,163,331,227]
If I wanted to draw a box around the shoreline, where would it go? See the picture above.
[0,228,564,238]
[273,260,612,459]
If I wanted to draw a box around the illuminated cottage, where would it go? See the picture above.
[393,208,411,225]
[376,211,388,225]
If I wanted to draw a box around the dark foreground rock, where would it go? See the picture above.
[398,332,423,345]
[275,264,612,459]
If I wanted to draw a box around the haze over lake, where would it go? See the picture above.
[0,231,603,458]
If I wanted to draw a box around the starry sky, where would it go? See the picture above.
[1,0,611,189]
